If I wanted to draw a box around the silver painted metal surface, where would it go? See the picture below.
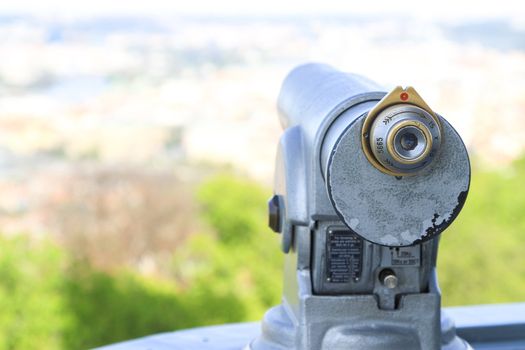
[326,115,470,247]
[272,63,386,254]
[96,303,525,350]
[253,63,472,349]
[95,322,260,350]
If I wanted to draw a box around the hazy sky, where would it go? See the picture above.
[0,0,522,21]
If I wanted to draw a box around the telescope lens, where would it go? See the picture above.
[393,125,427,161]
[400,132,418,151]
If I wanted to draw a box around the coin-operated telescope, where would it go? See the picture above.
[248,64,472,350]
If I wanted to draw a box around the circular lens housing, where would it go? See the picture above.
[368,104,441,175]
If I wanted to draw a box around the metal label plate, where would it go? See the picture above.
[326,230,362,283]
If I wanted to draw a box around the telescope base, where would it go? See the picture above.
[248,298,472,350]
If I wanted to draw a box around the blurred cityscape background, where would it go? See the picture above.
[0,0,524,348]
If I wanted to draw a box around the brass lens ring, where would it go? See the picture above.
[386,120,433,165]
[361,86,443,176]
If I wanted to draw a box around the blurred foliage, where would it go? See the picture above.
[439,157,525,306]
[0,164,524,348]
[0,237,65,350]
[0,173,282,349]
[188,174,282,311]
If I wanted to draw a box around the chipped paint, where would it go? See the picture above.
[380,234,399,246]
[349,218,359,230]
[401,230,419,243]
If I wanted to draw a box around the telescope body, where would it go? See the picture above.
[249,64,471,350]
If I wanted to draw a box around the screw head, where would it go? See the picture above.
[383,275,398,289]
[379,268,398,289]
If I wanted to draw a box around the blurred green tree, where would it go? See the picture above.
[439,157,525,305]
[0,236,66,350]
[0,165,524,349]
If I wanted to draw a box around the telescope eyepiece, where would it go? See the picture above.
[367,104,442,175]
